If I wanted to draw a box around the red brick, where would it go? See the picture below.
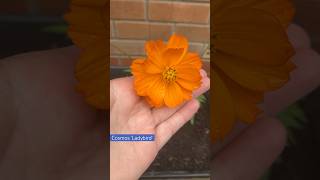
[118,58,134,66]
[175,24,210,43]
[110,21,114,38]
[115,21,173,40]
[110,40,146,56]
[189,43,206,55]
[191,0,210,2]
[110,57,119,66]
[148,1,209,24]
[110,0,145,20]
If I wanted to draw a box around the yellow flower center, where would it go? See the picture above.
[162,67,177,83]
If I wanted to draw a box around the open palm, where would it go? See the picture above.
[110,72,209,179]
[0,47,107,180]
[0,47,209,180]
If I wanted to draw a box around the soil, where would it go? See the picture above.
[146,94,210,173]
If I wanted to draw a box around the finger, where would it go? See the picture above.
[156,99,200,149]
[110,77,140,111]
[262,49,320,115]
[211,25,316,156]
[110,80,116,109]
[261,23,320,115]
[287,24,311,50]
[212,118,286,180]
[211,121,247,155]
[194,69,210,97]
[152,70,210,125]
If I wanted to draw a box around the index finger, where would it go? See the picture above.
[212,117,286,180]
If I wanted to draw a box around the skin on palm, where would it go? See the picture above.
[0,47,107,180]
[110,78,159,180]
[110,71,210,179]
[0,46,209,180]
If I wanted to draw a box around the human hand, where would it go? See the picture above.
[110,70,210,180]
[0,46,209,180]
[211,24,320,179]
[0,47,108,180]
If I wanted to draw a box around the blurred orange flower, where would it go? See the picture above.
[211,0,295,142]
[131,34,202,108]
[64,0,108,110]
[64,0,296,144]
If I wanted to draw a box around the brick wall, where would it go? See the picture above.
[1,0,210,70]
[110,0,210,71]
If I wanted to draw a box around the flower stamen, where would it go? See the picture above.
[162,67,177,83]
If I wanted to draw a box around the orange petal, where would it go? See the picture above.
[164,83,185,107]
[162,48,185,67]
[212,70,236,142]
[144,59,163,74]
[176,68,202,82]
[167,34,188,49]
[68,28,103,49]
[75,41,107,109]
[231,90,263,124]
[179,86,193,100]
[252,0,295,27]
[134,76,160,96]
[131,59,160,96]
[220,70,264,124]
[145,96,155,107]
[176,78,201,91]
[131,59,146,77]
[178,52,202,69]
[167,34,189,65]
[147,77,166,107]
[213,0,294,27]
[145,40,166,68]
[214,52,291,91]
[175,52,202,90]
[65,5,107,35]
[213,7,294,66]
[65,0,108,110]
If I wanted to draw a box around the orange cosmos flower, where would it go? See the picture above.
[131,34,202,108]
[211,0,295,142]
[64,0,108,110]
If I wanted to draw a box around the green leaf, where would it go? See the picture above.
[190,116,195,125]
[197,94,207,105]
[277,103,307,145]
[122,68,131,73]
[42,24,68,34]
[278,103,306,130]
[190,95,207,125]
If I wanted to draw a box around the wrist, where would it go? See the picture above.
[110,143,141,180]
